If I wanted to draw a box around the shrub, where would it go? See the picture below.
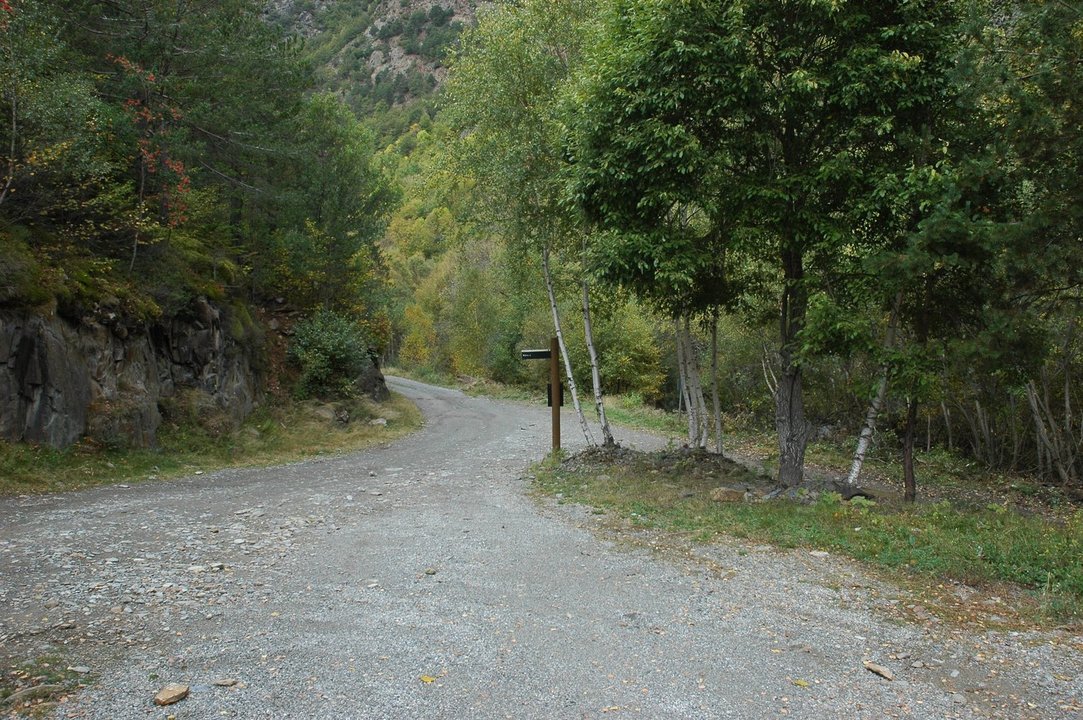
[288,310,374,399]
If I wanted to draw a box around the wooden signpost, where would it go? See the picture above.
[521,337,561,451]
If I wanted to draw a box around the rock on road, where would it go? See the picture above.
[1,377,1080,719]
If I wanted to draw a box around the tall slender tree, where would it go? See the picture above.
[444,0,614,446]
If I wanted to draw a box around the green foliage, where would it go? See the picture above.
[0,227,51,306]
[564,296,665,401]
[0,1,133,309]
[0,0,401,330]
[399,302,439,370]
[569,0,972,482]
[288,310,375,400]
[971,0,1083,279]
[392,235,538,382]
[798,293,876,361]
[444,0,598,246]
[263,94,395,314]
[574,0,970,309]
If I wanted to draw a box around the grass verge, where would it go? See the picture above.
[603,394,687,436]
[534,449,1083,625]
[0,393,422,496]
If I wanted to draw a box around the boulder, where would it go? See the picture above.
[709,486,746,503]
[153,683,190,706]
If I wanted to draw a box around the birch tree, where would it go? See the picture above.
[443,0,614,446]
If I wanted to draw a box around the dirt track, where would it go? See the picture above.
[1,377,1080,718]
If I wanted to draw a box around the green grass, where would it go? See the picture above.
[0,393,422,496]
[534,450,1083,623]
[604,393,687,435]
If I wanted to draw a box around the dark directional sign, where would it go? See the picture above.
[520,349,552,360]
[547,382,564,408]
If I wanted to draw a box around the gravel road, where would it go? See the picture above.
[1,377,1080,719]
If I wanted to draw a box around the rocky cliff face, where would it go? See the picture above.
[0,298,261,449]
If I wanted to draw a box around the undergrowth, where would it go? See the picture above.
[604,393,686,435]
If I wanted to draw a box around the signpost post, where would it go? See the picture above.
[520,338,561,451]
[548,337,560,451]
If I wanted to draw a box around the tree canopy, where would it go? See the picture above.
[1,0,391,326]
[571,0,969,485]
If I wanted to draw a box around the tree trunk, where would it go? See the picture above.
[1009,395,1021,470]
[776,354,809,487]
[541,246,593,446]
[131,156,146,272]
[775,247,810,487]
[941,400,953,452]
[903,395,918,503]
[683,316,709,448]
[675,318,696,445]
[581,279,614,446]
[975,399,993,467]
[846,295,900,485]
[1026,379,1075,486]
[0,89,16,208]
[710,314,723,455]
[847,371,889,486]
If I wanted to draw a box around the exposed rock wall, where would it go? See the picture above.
[0,298,261,449]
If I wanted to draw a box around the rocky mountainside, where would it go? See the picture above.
[266,0,479,114]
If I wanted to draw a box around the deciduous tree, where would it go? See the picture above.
[573,0,965,485]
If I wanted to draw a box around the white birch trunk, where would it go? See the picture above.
[675,318,696,445]
[542,246,594,446]
[846,296,900,484]
[581,279,614,446]
[845,371,889,485]
[684,318,709,449]
[710,315,723,455]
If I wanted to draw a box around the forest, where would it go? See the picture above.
[396,0,1083,499]
[1,0,1081,500]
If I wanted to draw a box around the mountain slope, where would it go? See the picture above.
[267,0,478,117]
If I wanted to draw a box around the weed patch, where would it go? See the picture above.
[0,393,422,496]
[0,656,86,717]
[535,448,1083,625]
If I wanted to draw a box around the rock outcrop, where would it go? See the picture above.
[0,298,261,449]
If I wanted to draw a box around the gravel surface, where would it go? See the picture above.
[1,377,1080,719]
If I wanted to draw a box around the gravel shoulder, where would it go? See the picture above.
[1,377,1080,719]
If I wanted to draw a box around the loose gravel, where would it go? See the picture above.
[0,377,1080,719]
